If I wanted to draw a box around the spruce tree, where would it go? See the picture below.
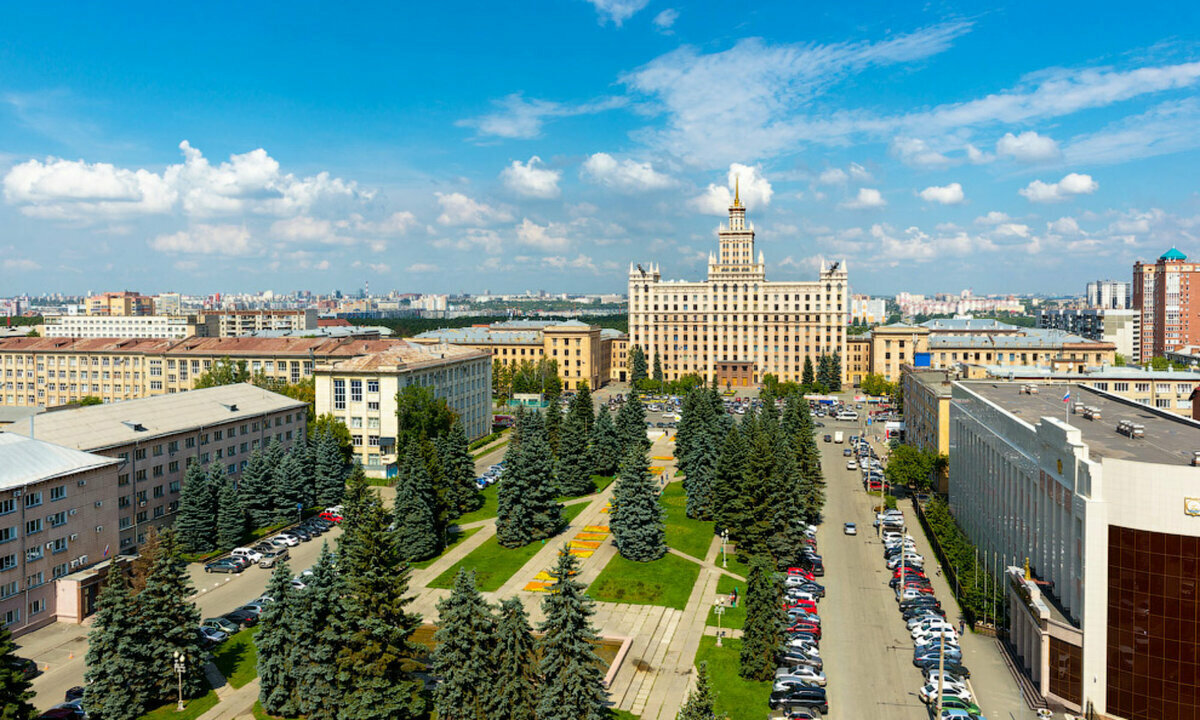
[615,391,650,454]
[337,466,377,583]
[0,622,34,720]
[610,447,667,562]
[496,414,564,548]
[238,448,273,528]
[293,544,342,720]
[589,405,622,476]
[536,550,609,720]
[801,356,815,388]
[432,570,497,720]
[137,529,206,703]
[417,437,452,547]
[315,428,347,507]
[739,555,785,681]
[216,475,245,550]
[335,480,425,720]
[629,345,648,386]
[271,447,305,523]
[735,430,778,558]
[439,420,483,517]
[829,352,843,391]
[543,395,562,459]
[84,569,146,720]
[175,461,214,553]
[393,445,441,562]
[677,661,726,720]
[489,597,538,720]
[680,390,719,520]
[708,426,749,537]
[569,380,594,436]
[261,439,285,517]
[653,353,664,383]
[257,561,302,718]
[765,438,806,569]
[555,411,595,496]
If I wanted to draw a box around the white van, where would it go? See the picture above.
[837,410,859,421]
[834,431,844,444]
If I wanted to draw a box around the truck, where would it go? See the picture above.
[834,431,844,444]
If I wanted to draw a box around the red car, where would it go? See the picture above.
[785,600,818,614]
[318,510,343,523]
[786,568,815,580]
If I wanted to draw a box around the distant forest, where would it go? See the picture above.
[4,315,41,326]
[351,313,628,337]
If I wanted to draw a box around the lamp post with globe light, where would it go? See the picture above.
[173,650,187,711]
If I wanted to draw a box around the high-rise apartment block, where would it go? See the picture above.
[1132,248,1200,359]
[1086,279,1131,309]
[628,188,849,387]
[86,291,155,316]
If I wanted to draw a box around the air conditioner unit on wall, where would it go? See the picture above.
[68,509,77,516]
[95,526,103,533]
[69,533,78,541]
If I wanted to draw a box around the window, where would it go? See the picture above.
[185,437,196,449]
[334,380,346,409]
[1156,398,1172,408]
[24,492,41,509]
[50,486,66,502]
[51,537,67,554]
[367,379,379,393]
[1114,382,1129,392]
[52,563,69,579]
[0,585,18,603]
[350,380,362,402]
[29,598,44,616]
[351,434,363,447]
[26,571,43,589]
[169,480,180,493]
[0,555,14,571]
[0,499,13,516]
[367,401,380,411]
[1135,383,1150,393]
[214,430,223,441]
[48,512,66,528]
[168,461,179,473]
[25,519,41,535]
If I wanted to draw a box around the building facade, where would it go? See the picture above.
[851,295,888,325]
[44,314,203,340]
[1038,308,1141,362]
[950,381,1200,718]
[0,433,119,637]
[1133,248,1200,359]
[314,342,491,477]
[86,291,155,316]
[899,367,951,491]
[1087,280,1132,310]
[628,191,849,387]
[200,309,318,337]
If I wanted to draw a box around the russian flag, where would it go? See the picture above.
[1063,389,1071,403]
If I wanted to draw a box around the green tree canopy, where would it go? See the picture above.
[396,384,457,448]
[193,357,251,388]
[536,551,609,720]
[432,570,497,720]
[610,447,667,562]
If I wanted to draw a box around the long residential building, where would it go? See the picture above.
[86,291,154,316]
[1038,308,1141,362]
[315,341,492,477]
[629,189,849,387]
[200,309,318,337]
[44,314,204,340]
[949,381,1200,718]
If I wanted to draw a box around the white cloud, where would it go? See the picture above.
[269,216,356,246]
[585,0,649,25]
[975,211,1011,225]
[691,163,773,215]
[848,162,872,181]
[541,254,599,273]
[840,188,887,209]
[406,263,437,273]
[1048,216,1082,235]
[996,131,1060,162]
[918,182,964,205]
[993,222,1031,238]
[965,144,992,164]
[890,137,953,168]
[818,168,848,185]
[4,156,175,219]
[500,156,561,199]
[149,224,253,256]
[652,8,678,31]
[1063,98,1200,165]
[581,153,675,192]
[346,211,417,235]
[515,218,571,251]
[2,258,40,271]
[432,228,505,254]
[1019,172,1098,203]
[435,192,513,226]
[457,93,626,140]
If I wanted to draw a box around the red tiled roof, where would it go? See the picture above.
[318,318,352,327]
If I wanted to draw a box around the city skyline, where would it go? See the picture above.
[2,1,1199,295]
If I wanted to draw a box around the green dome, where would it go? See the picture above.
[1160,247,1187,261]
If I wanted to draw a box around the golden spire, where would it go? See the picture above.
[734,176,741,207]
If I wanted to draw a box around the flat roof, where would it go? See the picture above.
[322,341,487,372]
[958,381,1200,466]
[982,365,1200,381]
[0,433,118,490]
[10,384,307,452]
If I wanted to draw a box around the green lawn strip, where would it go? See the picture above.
[588,553,701,611]
[456,484,500,524]
[139,690,219,720]
[212,626,260,689]
[723,553,750,580]
[660,481,716,559]
[252,700,298,720]
[707,574,747,630]
[411,526,482,569]
[591,474,616,493]
[611,710,641,720]
[429,502,588,591]
[694,636,773,720]
[473,439,510,460]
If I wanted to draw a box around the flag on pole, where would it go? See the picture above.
[1063,390,1071,403]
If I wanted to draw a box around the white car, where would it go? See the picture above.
[913,629,959,646]
[924,670,968,687]
[846,460,858,470]
[270,534,300,547]
[918,682,972,704]
[911,621,955,638]
[230,547,263,563]
[774,667,826,687]
[843,522,857,535]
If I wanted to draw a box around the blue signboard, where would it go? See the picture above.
[913,352,932,367]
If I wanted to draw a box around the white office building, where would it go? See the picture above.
[44,315,201,339]
[1086,280,1132,310]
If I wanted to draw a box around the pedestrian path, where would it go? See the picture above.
[196,677,260,720]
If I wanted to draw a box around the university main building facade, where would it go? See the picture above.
[629,187,849,387]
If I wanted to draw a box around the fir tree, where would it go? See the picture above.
[238,449,273,529]
[679,389,719,520]
[393,445,441,562]
[417,437,452,547]
[801,356,815,388]
[496,414,564,548]
[610,447,667,562]
[137,529,206,704]
[257,561,302,718]
[615,391,650,455]
[84,569,146,720]
[568,380,594,436]
[432,570,497,720]
[652,353,664,383]
[739,555,785,681]
[489,597,538,720]
[543,395,562,459]
[589,405,622,476]
[765,438,806,569]
[336,466,377,583]
[555,411,595,496]
[216,475,246,550]
[536,550,609,720]
[175,461,214,553]
[271,447,305,523]
[335,480,425,720]
[293,545,342,720]
[708,426,749,537]
[0,622,33,720]
[206,462,226,529]
[439,420,483,517]
[829,352,843,392]
[676,661,726,720]
[629,345,648,386]
[315,428,347,507]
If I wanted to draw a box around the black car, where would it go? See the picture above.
[915,658,971,678]
[900,598,941,611]
[204,559,244,574]
[289,527,313,541]
[823,434,832,443]
[9,656,39,680]
[224,607,259,628]
[768,687,828,714]
[65,686,85,702]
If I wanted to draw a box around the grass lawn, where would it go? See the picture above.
[429,502,588,591]
[252,700,298,720]
[660,482,716,560]
[693,636,773,720]
[212,626,259,689]
[411,526,481,569]
[139,690,219,720]
[611,710,641,720]
[589,553,701,610]
[707,574,747,630]
[723,554,750,580]
[456,484,500,524]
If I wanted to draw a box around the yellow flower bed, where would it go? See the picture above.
[583,525,610,533]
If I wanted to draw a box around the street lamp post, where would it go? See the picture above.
[714,604,725,647]
[721,529,728,568]
[173,650,187,711]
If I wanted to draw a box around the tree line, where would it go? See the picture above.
[492,357,564,402]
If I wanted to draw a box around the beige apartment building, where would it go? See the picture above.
[898,367,952,492]
[86,291,155,316]
[629,189,849,387]
[0,433,120,636]
[315,342,492,477]
[12,384,307,552]
[199,309,318,337]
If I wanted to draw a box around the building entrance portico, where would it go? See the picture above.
[714,360,755,387]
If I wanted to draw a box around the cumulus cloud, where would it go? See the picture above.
[996,131,1060,162]
[515,218,571,251]
[975,211,1011,225]
[541,254,600,273]
[818,168,848,185]
[269,216,355,246]
[584,0,649,25]
[581,153,675,192]
[3,258,40,271]
[691,163,773,215]
[652,8,678,31]
[840,188,887,209]
[918,182,964,205]
[345,211,417,235]
[1019,172,1098,202]
[890,137,953,168]
[432,228,505,254]
[2,140,362,221]
[435,192,513,226]
[500,156,561,199]
[406,263,437,273]
[848,162,872,181]
[1048,216,1082,235]
[149,224,253,255]
[457,93,626,140]
[965,144,992,164]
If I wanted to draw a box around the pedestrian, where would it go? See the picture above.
[959,620,965,635]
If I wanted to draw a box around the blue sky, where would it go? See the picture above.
[3,1,1200,297]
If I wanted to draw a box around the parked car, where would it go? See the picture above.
[204,559,244,574]
[230,547,263,564]
[269,534,300,547]
[843,522,857,535]
[64,686,85,702]
[202,617,239,635]
[768,687,828,714]
[224,607,259,629]
[918,682,972,704]
[9,656,39,680]
[774,667,826,687]
[915,658,971,678]
[198,626,227,648]
[823,434,832,443]
[259,547,290,568]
